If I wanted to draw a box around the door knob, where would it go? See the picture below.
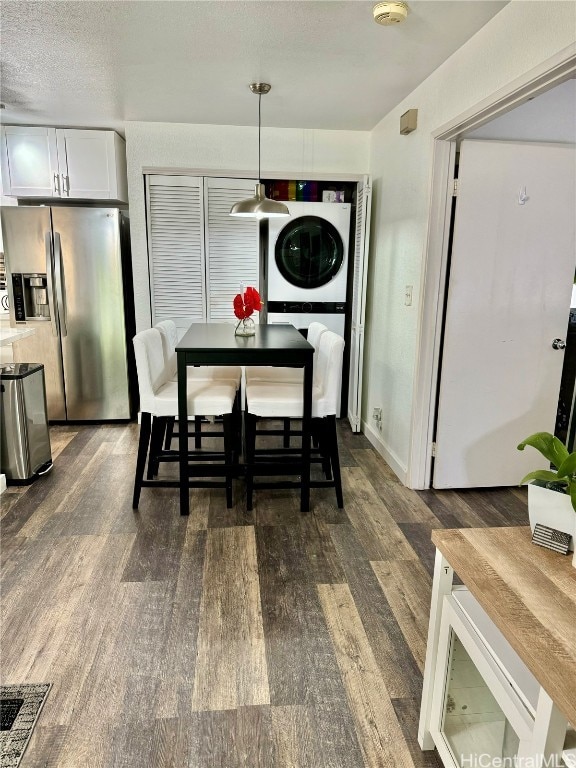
[552,338,566,350]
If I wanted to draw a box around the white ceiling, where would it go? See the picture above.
[1,0,508,133]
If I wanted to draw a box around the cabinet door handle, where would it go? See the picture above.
[54,172,61,195]
[62,174,70,194]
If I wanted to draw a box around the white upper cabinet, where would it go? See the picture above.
[55,129,127,200]
[1,126,60,197]
[1,126,128,202]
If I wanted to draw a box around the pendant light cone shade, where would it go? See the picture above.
[230,84,290,219]
[230,183,290,218]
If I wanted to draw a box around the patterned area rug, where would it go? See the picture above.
[0,684,51,767]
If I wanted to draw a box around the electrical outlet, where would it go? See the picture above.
[404,285,413,306]
[372,407,382,431]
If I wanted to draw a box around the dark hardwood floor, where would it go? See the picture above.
[0,421,529,767]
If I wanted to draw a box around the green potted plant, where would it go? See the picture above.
[517,431,576,553]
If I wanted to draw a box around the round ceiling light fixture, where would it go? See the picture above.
[373,1,409,25]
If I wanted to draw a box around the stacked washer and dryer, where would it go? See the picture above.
[266,201,351,336]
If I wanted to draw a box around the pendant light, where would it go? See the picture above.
[230,83,290,219]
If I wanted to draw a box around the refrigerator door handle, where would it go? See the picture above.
[45,232,59,338]
[54,232,68,337]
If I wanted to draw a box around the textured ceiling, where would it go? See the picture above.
[1,0,508,132]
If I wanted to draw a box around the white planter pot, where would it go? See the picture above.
[528,483,576,552]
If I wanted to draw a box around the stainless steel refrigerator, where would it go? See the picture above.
[1,207,135,421]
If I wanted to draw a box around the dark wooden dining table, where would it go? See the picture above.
[176,322,314,516]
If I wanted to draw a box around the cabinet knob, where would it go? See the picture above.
[552,338,566,350]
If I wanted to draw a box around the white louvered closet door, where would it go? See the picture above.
[147,175,206,337]
[204,177,259,323]
[347,175,372,432]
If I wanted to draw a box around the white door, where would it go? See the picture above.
[56,129,115,199]
[1,126,60,197]
[433,140,576,488]
[146,175,207,337]
[203,177,259,323]
[348,175,372,432]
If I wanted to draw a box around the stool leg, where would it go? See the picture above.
[327,415,344,509]
[223,413,234,509]
[233,392,242,463]
[312,426,320,449]
[164,417,175,450]
[245,412,257,512]
[147,416,166,479]
[316,419,332,480]
[133,411,152,509]
[195,416,202,449]
[283,418,291,448]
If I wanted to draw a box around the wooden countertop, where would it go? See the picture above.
[432,526,576,726]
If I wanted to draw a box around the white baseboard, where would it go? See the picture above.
[361,420,408,486]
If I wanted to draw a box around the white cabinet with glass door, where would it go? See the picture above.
[428,590,539,766]
[419,533,573,768]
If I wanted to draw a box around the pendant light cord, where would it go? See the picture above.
[258,92,261,181]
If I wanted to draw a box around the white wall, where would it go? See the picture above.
[365,0,576,478]
[125,122,370,330]
[467,78,576,142]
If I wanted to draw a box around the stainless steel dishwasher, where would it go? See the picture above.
[0,363,53,483]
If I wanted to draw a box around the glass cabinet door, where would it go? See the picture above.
[441,631,520,766]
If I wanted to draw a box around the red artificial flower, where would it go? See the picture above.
[233,293,249,319]
[232,286,263,319]
[244,286,263,312]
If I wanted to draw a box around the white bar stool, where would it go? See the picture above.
[245,322,328,447]
[132,328,238,509]
[245,330,345,511]
[155,319,241,450]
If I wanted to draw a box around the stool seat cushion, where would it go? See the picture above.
[183,366,242,385]
[246,381,332,419]
[245,366,303,385]
[143,379,236,418]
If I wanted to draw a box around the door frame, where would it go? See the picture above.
[408,43,576,490]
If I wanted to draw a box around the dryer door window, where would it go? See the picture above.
[275,216,344,289]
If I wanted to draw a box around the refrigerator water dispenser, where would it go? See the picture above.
[11,273,51,321]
